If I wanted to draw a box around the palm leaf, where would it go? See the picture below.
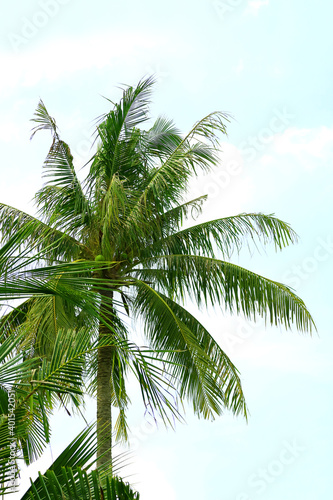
[143,116,183,159]
[86,76,155,190]
[133,111,230,206]
[21,424,139,499]
[30,100,58,139]
[136,255,315,332]
[30,102,92,236]
[0,203,85,262]
[132,280,243,419]
[142,212,298,260]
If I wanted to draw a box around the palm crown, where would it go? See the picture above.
[0,76,314,469]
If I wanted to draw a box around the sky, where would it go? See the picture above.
[1,0,332,498]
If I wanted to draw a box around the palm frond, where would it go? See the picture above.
[121,113,229,243]
[21,424,139,499]
[30,99,58,139]
[156,292,247,417]
[30,101,92,236]
[87,328,183,434]
[127,343,183,427]
[149,195,208,241]
[0,204,84,262]
[110,350,130,444]
[0,327,94,468]
[0,332,36,387]
[136,255,315,332]
[132,280,244,419]
[143,116,183,158]
[86,76,155,190]
[24,468,140,500]
[99,76,154,132]
[136,111,229,202]
[142,212,298,260]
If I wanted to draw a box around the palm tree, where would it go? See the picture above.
[0,76,315,470]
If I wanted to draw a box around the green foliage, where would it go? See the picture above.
[1,76,316,427]
[0,76,315,495]
[0,230,139,496]
[24,468,140,500]
[20,425,139,499]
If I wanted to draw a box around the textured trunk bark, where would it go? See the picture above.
[96,289,114,470]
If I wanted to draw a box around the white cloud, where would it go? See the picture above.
[234,125,333,180]
[273,126,333,164]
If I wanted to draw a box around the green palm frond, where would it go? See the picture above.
[1,256,114,320]
[0,332,36,386]
[110,349,130,444]
[132,280,244,420]
[0,321,137,475]
[29,327,91,397]
[155,293,247,417]
[130,195,207,250]
[0,203,86,263]
[0,327,93,468]
[142,212,298,260]
[0,333,48,471]
[121,112,229,242]
[86,76,155,188]
[20,424,139,499]
[91,126,145,195]
[127,343,183,427]
[0,300,34,342]
[99,175,129,258]
[30,102,92,236]
[144,116,182,158]
[0,333,50,468]
[30,99,58,139]
[136,255,315,332]
[99,76,154,132]
[137,111,229,200]
[23,468,140,500]
[158,195,207,230]
[8,296,72,359]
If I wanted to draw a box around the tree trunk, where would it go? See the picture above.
[96,289,114,470]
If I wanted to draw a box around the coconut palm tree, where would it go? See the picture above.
[0,76,315,470]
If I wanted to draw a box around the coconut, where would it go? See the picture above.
[95,254,105,262]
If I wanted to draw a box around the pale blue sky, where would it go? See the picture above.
[1,1,332,498]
